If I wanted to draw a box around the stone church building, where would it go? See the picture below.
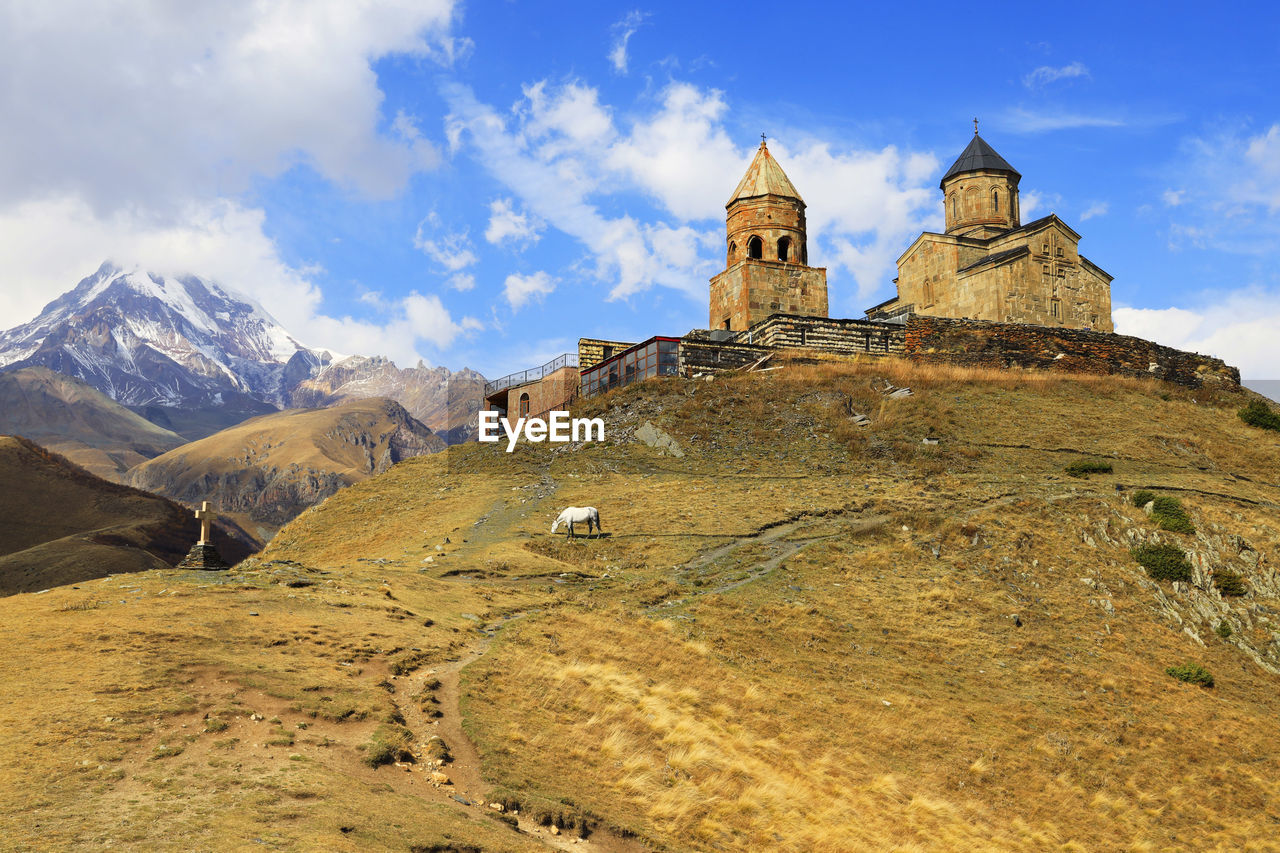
[866,132,1114,331]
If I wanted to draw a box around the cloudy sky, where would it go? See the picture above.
[1,1,1278,380]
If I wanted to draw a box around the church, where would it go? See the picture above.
[708,130,1115,334]
[866,130,1114,331]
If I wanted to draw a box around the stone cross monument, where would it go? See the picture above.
[177,500,230,570]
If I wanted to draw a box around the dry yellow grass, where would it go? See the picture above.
[3,360,1279,850]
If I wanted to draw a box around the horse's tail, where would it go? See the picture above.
[594,508,602,532]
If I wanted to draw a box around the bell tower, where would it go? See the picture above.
[709,138,828,331]
[940,128,1021,238]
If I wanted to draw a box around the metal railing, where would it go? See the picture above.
[484,352,579,395]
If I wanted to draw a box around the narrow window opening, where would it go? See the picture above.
[722,318,731,331]
[728,241,737,261]
[747,236,763,259]
[777,236,791,262]
[993,189,1000,213]
[518,393,530,417]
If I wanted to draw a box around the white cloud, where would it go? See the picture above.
[504,271,558,310]
[485,198,544,246]
[1162,189,1186,207]
[1023,61,1090,89]
[608,10,647,74]
[444,80,938,308]
[414,216,479,272]
[0,0,460,212]
[1019,190,1061,220]
[1165,123,1280,252]
[0,195,477,366]
[1080,201,1109,221]
[448,273,477,292]
[1113,287,1280,378]
[1002,108,1126,134]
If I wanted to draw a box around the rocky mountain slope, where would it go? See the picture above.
[0,261,326,409]
[0,367,186,480]
[127,397,445,541]
[5,358,1278,850]
[287,355,486,444]
[0,435,252,595]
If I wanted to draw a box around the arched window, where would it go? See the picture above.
[518,393,530,417]
[747,236,763,259]
[728,241,737,262]
[950,194,958,219]
[992,188,1000,213]
[777,236,791,262]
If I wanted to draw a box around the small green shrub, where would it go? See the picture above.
[1065,459,1113,478]
[1215,621,1233,640]
[1239,399,1280,432]
[1131,489,1156,507]
[203,717,229,733]
[1150,495,1195,534]
[1213,569,1247,597]
[1166,663,1214,688]
[362,723,414,767]
[1132,543,1193,582]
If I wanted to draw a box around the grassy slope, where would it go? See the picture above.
[0,367,186,481]
[2,359,1279,850]
[0,436,253,595]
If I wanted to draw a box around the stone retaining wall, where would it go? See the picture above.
[734,313,906,356]
[679,333,773,374]
[903,315,1240,388]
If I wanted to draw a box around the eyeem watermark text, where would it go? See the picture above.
[478,411,605,452]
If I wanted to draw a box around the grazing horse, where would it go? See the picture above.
[551,506,601,539]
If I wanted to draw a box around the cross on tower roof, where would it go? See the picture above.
[974,117,979,135]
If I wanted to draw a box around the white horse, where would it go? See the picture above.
[551,506,601,539]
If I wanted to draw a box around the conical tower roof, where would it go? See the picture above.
[727,140,803,206]
[940,133,1020,188]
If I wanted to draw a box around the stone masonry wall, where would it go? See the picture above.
[709,261,827,332]
[735,314,905,356]
[578,338,636,370]
[904,316,1239,388]
[679,333,773,374]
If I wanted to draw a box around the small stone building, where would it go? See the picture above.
[482,354,579,420]
[709,140,828,332]
[867,132,1114,332]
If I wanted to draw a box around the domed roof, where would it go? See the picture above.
[940,133,1020,188]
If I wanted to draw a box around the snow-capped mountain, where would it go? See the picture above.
[0,262,486,444]
[0,262,331,408]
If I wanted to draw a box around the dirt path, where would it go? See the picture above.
[391,633,650,852]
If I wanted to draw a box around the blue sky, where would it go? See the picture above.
[1,1,1278,379]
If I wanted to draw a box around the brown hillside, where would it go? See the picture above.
[0,367,186,480]
[0,435,253,595]
[2,359,1279,850]
[126,397,446,542]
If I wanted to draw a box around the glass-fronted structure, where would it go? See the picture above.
[580,336,680,397]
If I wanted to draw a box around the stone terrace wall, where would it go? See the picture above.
[904,315,1240,388]
[679,331,773,374]
[736,313,906,356]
